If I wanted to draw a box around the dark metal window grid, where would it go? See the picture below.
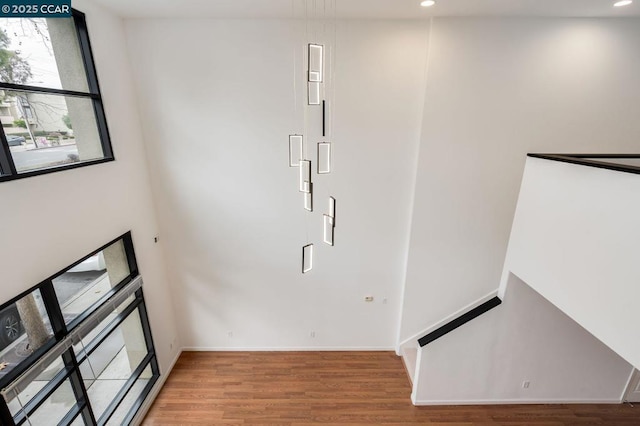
[0,8,114,182]
[0,231,159,426]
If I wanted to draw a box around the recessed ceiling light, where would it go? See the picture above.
[614,0,633,6]
[420,0,436,7]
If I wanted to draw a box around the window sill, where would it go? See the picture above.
[0,157,114,182]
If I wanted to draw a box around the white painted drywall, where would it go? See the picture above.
[125,19,429,349]
[413,273,633,404]
[0,0,180,372]
[400,18,640,343]
[501,157,640,370]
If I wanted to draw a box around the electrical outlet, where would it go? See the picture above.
[310,331,316,338]
[522,381,530,389]
[154,235,159,243]
[364,296,374,302]
[227,331,233,338]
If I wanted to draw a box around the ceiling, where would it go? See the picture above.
[90,0,640,19]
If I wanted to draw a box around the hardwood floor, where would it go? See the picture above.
[143,351,639,425]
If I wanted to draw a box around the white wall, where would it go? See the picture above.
[400,18,640,342]
[413,273,633,404]
[126,16,640,356]
[0,0,180,372]
[502,157,640,370]
[125,19,430,349]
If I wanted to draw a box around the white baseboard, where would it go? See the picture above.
[131,348,183,426]
[182,346,395,352]
[412,398,623,406]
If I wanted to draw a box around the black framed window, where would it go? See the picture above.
[0,232,159,425]
[0,9,113,182]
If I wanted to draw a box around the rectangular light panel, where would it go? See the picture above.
[304,183,313,211]
[308,44,323,82]
[323,215,334,246]
[289,135,303,167]
[302,244,314,273]
[299,160,311,193]
[317,142,331,174]
[329,196,336,224]
[308,82,321,105]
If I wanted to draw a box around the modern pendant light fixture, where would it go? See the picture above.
[317,142,331,174]
[302,244,314,273]
[289,135,303,167]
[291,0,337,274]
[323,197,336,246]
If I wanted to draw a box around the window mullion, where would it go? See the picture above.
[58,402,87,426]
[136,294,159,369]
[40,281,67,340]
[92,99,113,159]
[0,83,98,99]
[73,9,100,96]
[97,353,154,426]
[62,350,98,426]
[0,395,16,426]
[0,130,18,176]
[123,233,139,278]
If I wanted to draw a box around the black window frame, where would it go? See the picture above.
[0,8,114,182]
[0,232,159,426]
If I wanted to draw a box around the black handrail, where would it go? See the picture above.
[418,297,502,347]
[528,154,640,176]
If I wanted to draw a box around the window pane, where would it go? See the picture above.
[0,289,54,381]
[73,294,135,359]
[106,365,153,426]
[3,356,65,417]
[0,18,89,92]
[53,239,130,326]
[82,308,148,421]
[1,93,103,173]
[22,379,77,425]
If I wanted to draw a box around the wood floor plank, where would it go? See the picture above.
[142,352,639,425]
